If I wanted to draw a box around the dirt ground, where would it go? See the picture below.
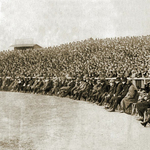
[0,91,150,150]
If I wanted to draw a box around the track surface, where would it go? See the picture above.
[0,91,150,150]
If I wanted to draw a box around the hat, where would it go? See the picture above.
[101,79,105,83]
[122,77,127,82]
[127,79,132,84]
[115,77,120,82]
[76,78,80,82]
[110,79,115,83]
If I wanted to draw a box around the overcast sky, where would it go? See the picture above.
[0,0,150,50]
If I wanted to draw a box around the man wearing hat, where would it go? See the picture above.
[59,77,75,97]
[103,79,116,108]
[120,79,139,113]
[25,77,35,93]
[31,77,39,92]
[33,78,44,94]
[71,78,80,98]
[80,77,93,101]
[96,79,110,105]
[41,77,53,94]
[109,77,130,112]
[87,78,101,102]
[107,77,123,109]
[73,76,88,100]
[0,77,2,90]
[90,78,109,104]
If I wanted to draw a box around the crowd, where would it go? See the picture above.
[0,35,150,127]
[0,35,150,78]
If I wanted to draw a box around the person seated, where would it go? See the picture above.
[106,77,122,109]
[141,115,150,127]
[103,79,116,109]
[51,77,60,95]
[73,76,87,100]
[120,79,139,114]
[81,77,93,101]
[9,78,18,91]
[59,77,75,97]
[25,77,35,93]
[95,79,110,105]
[0,77,3,90]
[109,77,130,112]
[16,77,24,92]
[31,77,40,92]
[1,77,12,91]
[88,78,102,102]
[33,78,44,94]
[22,77,28,92]
[145,82,150,93]
[136,91,150,122]
[41,77,53,95]
[70,78,80,98]
[7,77,15,91]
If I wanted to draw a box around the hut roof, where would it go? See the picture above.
[10,44,42,48]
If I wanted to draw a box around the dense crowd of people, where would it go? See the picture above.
[0,35,150,78]
[0,35,150,127]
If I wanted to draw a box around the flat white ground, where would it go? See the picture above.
[0,92,150,150]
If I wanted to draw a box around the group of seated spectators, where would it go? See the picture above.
[0,75,150,127]
[0,34,150,127]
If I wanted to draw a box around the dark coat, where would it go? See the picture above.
[115,83,123,96]
[108,84,116,96]
[119,83,130,98]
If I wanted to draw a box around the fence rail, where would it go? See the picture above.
[105,78,150,88]
[0,77,150,88]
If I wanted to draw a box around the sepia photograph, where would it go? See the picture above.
[0,0,150,149]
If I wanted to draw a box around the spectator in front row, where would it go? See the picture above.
[106,77,122,109]
[136,91,150,123]
[109,77,130,112]
[120,80,139,113]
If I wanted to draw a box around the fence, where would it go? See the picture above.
[0,77,150,89]
[106,78,150,89]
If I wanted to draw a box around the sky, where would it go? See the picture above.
[0,0,150,50]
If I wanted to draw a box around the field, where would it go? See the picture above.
[0,92,150,150]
